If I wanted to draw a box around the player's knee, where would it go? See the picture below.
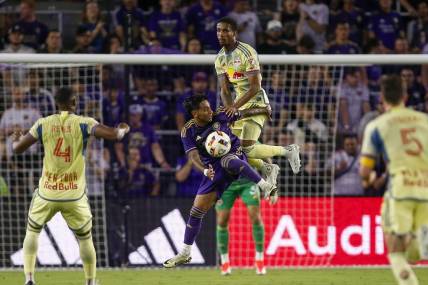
[400,269,410,280]
[190,206,207,219]
[249,213,262,225]
[27,219,43,234]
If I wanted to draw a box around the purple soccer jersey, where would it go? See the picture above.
[148,10,185,50]
[185,1,227,53]
[126,124,159,166]
[180,109,244,196]
[14,19,48,49]
[368,11,402,50]
[327,42,361,54]
[141,97,168,128]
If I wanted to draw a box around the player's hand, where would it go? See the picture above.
[204,164,215,180]
[12,130,23,142]
[118,122,130,133]
[225,105,238,117]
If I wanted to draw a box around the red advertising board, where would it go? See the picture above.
[228,197,391,266]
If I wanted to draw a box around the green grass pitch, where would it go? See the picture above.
[2,268,428,285]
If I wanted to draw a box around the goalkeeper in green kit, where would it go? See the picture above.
[216,177,276,275]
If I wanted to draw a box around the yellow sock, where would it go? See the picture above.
[23,230,39,282]
[244,144,285,159]
[79,237,97,281]
[406,239,420,264]
[248,158,264,170]
[388,252,419,285]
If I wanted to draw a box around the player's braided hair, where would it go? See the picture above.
[183,95,208,116]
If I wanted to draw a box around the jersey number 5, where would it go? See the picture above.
[400,128,423,156]
[54,138,71,162]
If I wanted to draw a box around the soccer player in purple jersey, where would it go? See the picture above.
[163,95,277,268]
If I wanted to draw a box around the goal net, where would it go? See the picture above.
[0,63,108,267]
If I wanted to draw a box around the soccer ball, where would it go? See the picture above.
[205,131,231,157]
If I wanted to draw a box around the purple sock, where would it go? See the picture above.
[184,206,206,245]
[221,155,261,183]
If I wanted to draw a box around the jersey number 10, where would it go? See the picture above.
[54,138,71,162]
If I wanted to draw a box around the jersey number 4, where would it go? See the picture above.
[400,128,423,156]
[54,138,71,162]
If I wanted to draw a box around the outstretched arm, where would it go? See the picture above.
[93,122,130,141]
[12,131,38,154]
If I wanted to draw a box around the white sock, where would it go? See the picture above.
[181,243,192,256]
[255,251,264,261]
[221,253,229,264]
[257,179,269,189]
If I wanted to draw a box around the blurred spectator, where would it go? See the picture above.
[394,37,410,54]
[401,68,427,112]
[72,26,91,53]
[280,0,300,47]
[0,87,41,159]
[328,134,364,196]
[400,0,418,16]
[175,71,217,131]
[136,38,182,54]
[286,103,327,176]
[338,68,370,134]
[38,30,64,53]
[86,139,110,196]
[296,34,316,54]
[175,154,203,197]
[24,69,56,117]
[407,1,428,53]
[139,78,168,129]
[228,0,261,48]
[185,37,203,54]
[286,103,328,147]
[113,0,148,50]
[148,0,186,51]
[78,0,108,53]
[186,0,227,53]
[333,0,364,45]
[327,21,360,54]
[2,25,35,53]
[119,146,160,197]
[13,0,48,50]
[107,34,124,54]
[297,0,329,53]
[258,20,294,54]
[114,105,171,170]
[102,85,124,127]
[263,70,288,143]
[368,0,404,51]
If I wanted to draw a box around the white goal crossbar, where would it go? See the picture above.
[0,54,427,65]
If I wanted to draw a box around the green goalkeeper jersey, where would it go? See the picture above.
[214,41,269,110]
[29,111,98,201]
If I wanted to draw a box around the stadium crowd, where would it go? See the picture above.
[0,0,427,198]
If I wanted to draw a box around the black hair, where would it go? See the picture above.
[54,87,74,106]
[297,35,315,51]
[343,133,358,140]
[380,75,403,105]
[217,17,238,32]
[183,95,208,117]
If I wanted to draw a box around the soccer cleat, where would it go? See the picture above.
[255,260,266,275]
[261,163,280,186]
[220,262,232,275]
[261,183,277,201]
[285,144,301,174]
[163,252,192,268]
[25,281,35,285]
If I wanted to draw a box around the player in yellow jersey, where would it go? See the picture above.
[12,87,130,285]
[215,17,300,185]
[360,75,428,285]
